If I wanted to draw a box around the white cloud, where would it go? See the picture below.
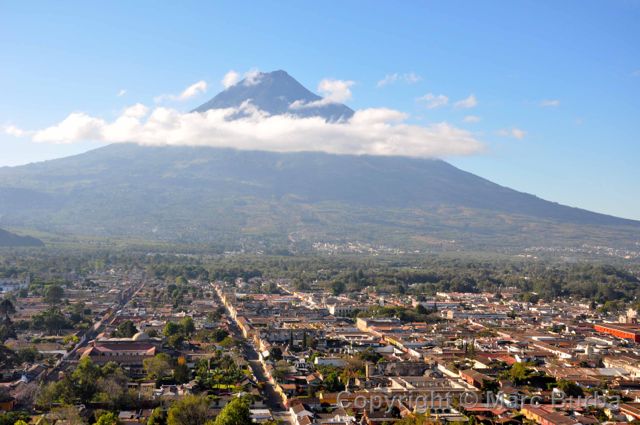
[632,69,640,77]
[376,72,422,87]
[463,115,481,123]
[220,69,264,89]
[14,102,484,158]
[222,70,240,88]
[318,79,354,103]
[117,89,127,97]
[290,79,355,110]
[540,99,560,107]
[178,80,207,100]
[498,128,526,140]
[32,113,105,143]
[3,124,28,137]
[417,93,449,109]
[123,103,149,118]
[454,94,478,109]
[511,128,526,140]
[154,80,208,103]
[243,69,263,86]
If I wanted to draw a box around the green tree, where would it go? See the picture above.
[556,379,584,397]
[508,362,531,385]
[212,397,251,425]
[72,357,101,402]
[173,362,190,384]
[167,394,210,425]
[179,316,195,336]
[94,411,121,425]
[144,354,172,381]
[0,414,30,425]
[112,320,138,338]
[44,285,64,306]
[168,334,185,349]
[147,408,167,425]
[163,322,180,337]
[32,307,69,335]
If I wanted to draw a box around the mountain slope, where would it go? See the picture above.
[0,228,43,247]
[0,70,636,253]
[193,70,354,121]
[0,143,637,252]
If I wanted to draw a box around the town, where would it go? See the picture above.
[0,253,639,425]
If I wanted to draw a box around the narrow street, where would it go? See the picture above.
[213,287,293,424]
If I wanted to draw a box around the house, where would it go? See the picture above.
[290,403,315,425]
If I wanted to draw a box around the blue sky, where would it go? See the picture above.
[1,1,639,219]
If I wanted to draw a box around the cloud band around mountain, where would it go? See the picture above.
[7,102,484,158]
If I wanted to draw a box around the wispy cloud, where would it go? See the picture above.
[178,80,208,100]
[318,79,354,103]
[498,128,526,140]
[154,80,208,103]
[117,89,127,97]
[454,94,478,109]
[220,69,265,89]
[290,79,354,109]
[463,115,481,123]
[243,69,263,86]
[632,69,640,77]
[3,124,28,137]
[376,72,422,87]
[539,99,560,107]
[7,102,484,158]
[417,93,449,109]
[221,70,240,88]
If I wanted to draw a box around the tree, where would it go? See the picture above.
[508,362,531,385]
[144,354,172,381]
[173,362,190,384]
[36,377,76,407]
[556,379,584,397]
[0,299,16,321]
[0,298,17,343]
[0,322,16,344]
[112,320,138,338]
[211,328,228,343]
[96,364,129,409]
[0,413,30,425]
[94,412,121,425]
[50,405,85,425]
[32,307,69,335]
[72,357,101,402]
[147,408,167,425]
[163,322,180,337]
[331,280,346,296]
[212,397,252,425]
[168,333,185,349]
[269,346,283,361]
[179,316,195,336]
[394,414,430,425]
[167,394,210,425]
[44,285,64,306]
